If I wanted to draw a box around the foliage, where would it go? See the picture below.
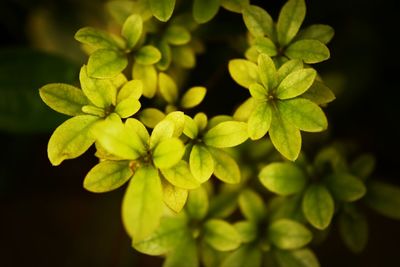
[38,0,400,266]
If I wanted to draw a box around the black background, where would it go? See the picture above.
[1,0,399,266]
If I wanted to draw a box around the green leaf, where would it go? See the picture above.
[91,119,146,160]
[274,248,320,267]
[125,118,149,146]
[204,121,248,148]
[122,166,163,241]
[277,60,303,85]
[276,0,306,46]
[269,110,301,161]
[302,184,334,230]
[39,83,89,116]
[135,45,162,65]
[164,235,199,267]
[204,219,242,251]
[221,0,249,13]
[156,40,172,71]
[208,115,233,129]
[233,98,255,122]
[249,83,267,100]
[221,243,262,267]
[171,45,196,68]
[301,81,335,105]
[115,98,141,118]
[79,65,116,108]
[149,0,175,22]
[208,147,241,184]
[286,40,330,64]
[297,24,334,44]
[276,69,316,100]
[193,0,220,24]
[339,205,368,253]
[253,37,278,57]
[258,53,278,90]
[234,221,258,243]
[259,162,307,196]
[183,115,199,139]
[325,173,366,202]
[159,72,178,104]
[190,144,215,183]
[132,62,158,98]
[187,186,209,220]
[181,86,207,109]
[228,59,260,89]
[153,138,184,169]
[164,111,185,137]
[194,112,208,131]
[75,27,121,49]
[165,25,191,45]
[239,189,267,222]
[162,180,189,213]
[117,80,142,102]
[87,49,128,79]
[150,119,175,148]
[48,115,99,165]
[279,98,327,132]
[161,160,200,189]
[350,154,375,180]
[133,215,188,256]
[139,108,165,128]
[208,190,239,218]
[364,181,400,220]
[83,160,132,193]
[242,5,274,38]
[122,14,143,49]
[268,219,312,250]
[248,102,272,140]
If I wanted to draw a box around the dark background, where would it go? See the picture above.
[1,0,399,266]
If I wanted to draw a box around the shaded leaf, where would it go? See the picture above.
[302,184,334,230]
[204,219,242,251]
[239,189,267,222]
[187,186,209,220]
[193,0,220,24]
[286,40,330,64]
[268,219,312,250]
[364,181,400,220]
[150,0,176,22]
[122,14,143,49]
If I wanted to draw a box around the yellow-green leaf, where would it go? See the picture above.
[302,184,334,230]
[159,72,178,104]
[228,59,260,89]
[87,49,128,78]
[276,0,306,46]
[297,24,334,44]
[208,147,241,184]
[204,121,248,148]
[180,86,207,109]
[276,69,316,100]
[268,219,312,250]
[153,138,184,169]
[248,102,272,140]
[286,39,330,64]
[75,27,122,49]
[164,25,191,45]
[239,189,267,222]
[135,45,162,65]
[190,144,214,183]
[122,14,142,49]
[204,219,242,251]
[162,179,188,213]
[139,108,165,128]
[187,186,209,220]
[149,0,175,22]
[161,160,200,189]
[132,62,157,98]
[242,5,274,38]
[258,53,278,91]
[193,0,220,24]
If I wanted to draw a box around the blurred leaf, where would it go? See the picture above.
[302,184,334,230]
[221,0,249,13]
[190,144,215,183]
[297,24,334,44]
[135,45,162,65]
[187,186,209,220]
[238,189,267,222]
[364,181,400,220]
[325,173,366,202]
[274,248,320,267]
[193,0,220,24]
[204,219,242,251]
[122,14,143,49]
[150,0,176,22]
[208,147,241,184]
[339,204,368,253]
[221,243,261,267]
[268,219,312,250]
[165,25,191,45]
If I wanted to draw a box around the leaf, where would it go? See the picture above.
[153,138,184,169]
[149,0,175,22]
[233,98,255,122]
[48,115,100,166]
[164,235,199,267]
[220,0,249,13]
[208,190,239,218]
[171,45,196,68]
[228,59,260,89]
[183,115,199,139]
[268,219,312,250]
[297,24,335,44]
[258,53,278,90]
[87,49,128,79]
[162,180,188,213]
[133,215,188,256]
[204,121,248,148]
[165,25,191,45]
[83,160,132,193]
[132,62,158,98]
[286,40,330,64]
[75,27,121,49]
[193,0,220,24]
[249,83,267,100]
[190,144,215,183]
[114,98,141,118]
[139,108,165,128]
[339,205,368,253]
[274,248,320,267]
[161,160,200,189]
[159,72,178,104]
[117,80,143,102]
[150,119,175,148]
[204,219,242,251]
[325,173,366,202]
[122,166,163,241]
[79,65,116,108]
[91,119,146,160]
[221,243,262,267]
[239,189,267,222]
[164,111,185,137]
[301,81,335,105]
[253,37,278,57]
[242,5,274,38]
[39,83,89,116]
[194,112,208,131]
[186,186,209,220]
[248,102,272,140]
[135,45,162,65]
[234,221,258,243]
[302,184,334,230]
[276,69,316,100]
[279,98,327,132]
[269,110,301,161]
[364,181,400,220]
[208,147,241,184]
[277,60,303,85]
[259,162,307,196]
[156,40,172,71]
[350,154,375,180]
[122,14,143,49]
[125,118,150,146]
[276,0,306,46]
[181,86,207,109]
